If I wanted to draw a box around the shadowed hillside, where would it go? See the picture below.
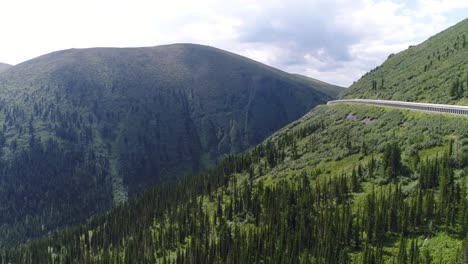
[0,44,342,246]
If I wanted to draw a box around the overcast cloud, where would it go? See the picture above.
[0,0,467,86]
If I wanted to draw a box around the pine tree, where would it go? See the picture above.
[383,143,402,180]
[397,235,408,264]
[352,167,360,192]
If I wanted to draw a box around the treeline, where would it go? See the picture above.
[1,117,466,263]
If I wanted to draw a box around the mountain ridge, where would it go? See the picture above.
[340,18,468,104]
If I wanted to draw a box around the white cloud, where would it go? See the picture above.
[0,0,466,86]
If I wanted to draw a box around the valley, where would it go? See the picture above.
[3,103,467,263]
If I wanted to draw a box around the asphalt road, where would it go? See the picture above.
[327,99,468,115]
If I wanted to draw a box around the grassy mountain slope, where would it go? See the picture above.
[340,18,468,104]
[5,104,467,263]
[0,63,11,73]
[0,44,340,247]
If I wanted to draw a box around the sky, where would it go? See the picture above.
[0,0,467,87]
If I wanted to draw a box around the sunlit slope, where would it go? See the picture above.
[341,18,468,104]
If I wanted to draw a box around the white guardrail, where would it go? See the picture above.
[327,99,468,115]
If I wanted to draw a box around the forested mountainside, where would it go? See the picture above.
[5,104,467,263]
[0,44,342,247]
[340,18,468,104]
[0,63,11,73]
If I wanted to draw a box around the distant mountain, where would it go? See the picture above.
[0,44,340,246]
[0,62,11,73]
[341,18,468,104]
[290,73,346,96]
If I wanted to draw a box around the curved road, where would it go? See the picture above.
[327,99,468,116]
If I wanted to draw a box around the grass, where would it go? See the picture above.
[421,233,463,263]
[341,18,468,105]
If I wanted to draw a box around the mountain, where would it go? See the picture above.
[0,63,11,73]
[0,44,342,246]
[5,103,466,263]
[340,18,468,103]
[290,73,346,97]
[2,22,468,263]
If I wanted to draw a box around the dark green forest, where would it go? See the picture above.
[3,104,466,263]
